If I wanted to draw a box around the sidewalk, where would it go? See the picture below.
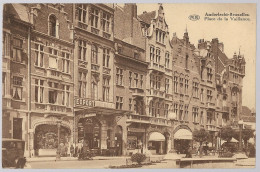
[27,154,166,163]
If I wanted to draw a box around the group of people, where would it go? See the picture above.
[57,143,85,157]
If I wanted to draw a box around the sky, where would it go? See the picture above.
[135,3,256,110]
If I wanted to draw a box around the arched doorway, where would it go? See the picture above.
[148,132,166,155]
[115,125,123,156]
[173,128,192,154]
[34,124,71,156]
[77,117,101,149]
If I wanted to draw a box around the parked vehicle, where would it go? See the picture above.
[2,138,26,168]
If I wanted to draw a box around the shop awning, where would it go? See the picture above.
[174,129,192,140]
[149,132,165,141]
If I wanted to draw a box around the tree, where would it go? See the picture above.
[193,128,209,156]
[219,126,234,142]
[234,128,254,149]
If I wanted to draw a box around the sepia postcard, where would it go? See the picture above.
[1,1,257,170]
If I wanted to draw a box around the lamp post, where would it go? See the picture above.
[56,120,62,160]
[238,120,243,152]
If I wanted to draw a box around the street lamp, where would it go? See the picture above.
[238,120,243,152]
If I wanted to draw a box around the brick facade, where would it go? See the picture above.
[2,3,246,157]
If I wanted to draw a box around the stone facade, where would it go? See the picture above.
[2,3,246,157]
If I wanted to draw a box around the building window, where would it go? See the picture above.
[35,79,44,103]
[90,7,99,28]
[140,75,143,89]
[164,104,169,118]
[3,32,10,57]
[207,112,214,125]
[102,12,110,33]
[173,76,178,93]
[156,29,165,44]
[179,104,184,121]
[35,44,44,67]
[156,49,160,64]
[200,111,204,124]
[174,103,178,119]
[91,81,98,100]
[156,102,160,117]
[13,76,23,100]
[49,15,57,37]
[116,96,123,110]
[200,88,204,101]
[134,73,138,88]
[165,78,169,94]
[129,98,132,111]
[150,46,155,61]
[185,55,188,69]
[48,82,58,104]
[62,52,70,73]
[78,40,87,61]
[129,71,132,88]
[193,82,199,98]
[184,105,189,121]
[192,107,199,123]
[78,4,87,24]
[207,67,213,81]
[165,52,170,68]
[49,48,58,69]
[207,90,213,102]
[78,71,87,98]
[102,77,110,102]
[2,73,6,97]
[156,76,161,90]
[184,79,189,95]
[62,85,70,106]
[103,48,110,67]
[13,38,23,63]
[149,101,155,117]
[116,68,123,86]
[91,45,98,64]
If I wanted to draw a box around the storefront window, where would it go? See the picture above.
[127,136,137,149]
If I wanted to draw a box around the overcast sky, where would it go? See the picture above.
[135,3,256,110]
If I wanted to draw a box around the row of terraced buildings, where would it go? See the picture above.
[2,3,246,157]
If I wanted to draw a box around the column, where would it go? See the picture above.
[29,130,34,157]
[56,121,61,160]
[100,121,108,149]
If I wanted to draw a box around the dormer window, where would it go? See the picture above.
[49,15,58,37]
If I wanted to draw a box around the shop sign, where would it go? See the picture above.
[75,98,95,107]
[128,128,145,133]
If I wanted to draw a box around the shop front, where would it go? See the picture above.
[173,128,192,154]
[126,127,146,155]
[34,124,71,156]
[148,132,167,155]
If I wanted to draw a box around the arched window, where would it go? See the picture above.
[91,45,98,64]
[49,15,57,37]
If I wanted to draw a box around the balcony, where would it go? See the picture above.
[78,60,88,68]
[206,102,215,109]
[95,100,115,109]
[78,21,88,30]
[150,117,171,126]
[91,27,99,35]
[223,106,229,113]
[206,124,217,131]
[149,62,165,73]
[103,66,111,75]
[148,89,165,99]
[47,69,62,80]
[131,87,145,97]
[91,64,100,72]
[102,31,111,39]
[46,104,72,114]
[127,114,150,124]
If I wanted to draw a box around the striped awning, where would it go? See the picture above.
[149,132,165,141]
[174,129,192,140]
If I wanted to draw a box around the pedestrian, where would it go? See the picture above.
[70,144,74,157]
[74,144,78,157]
[65,144,68,157]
